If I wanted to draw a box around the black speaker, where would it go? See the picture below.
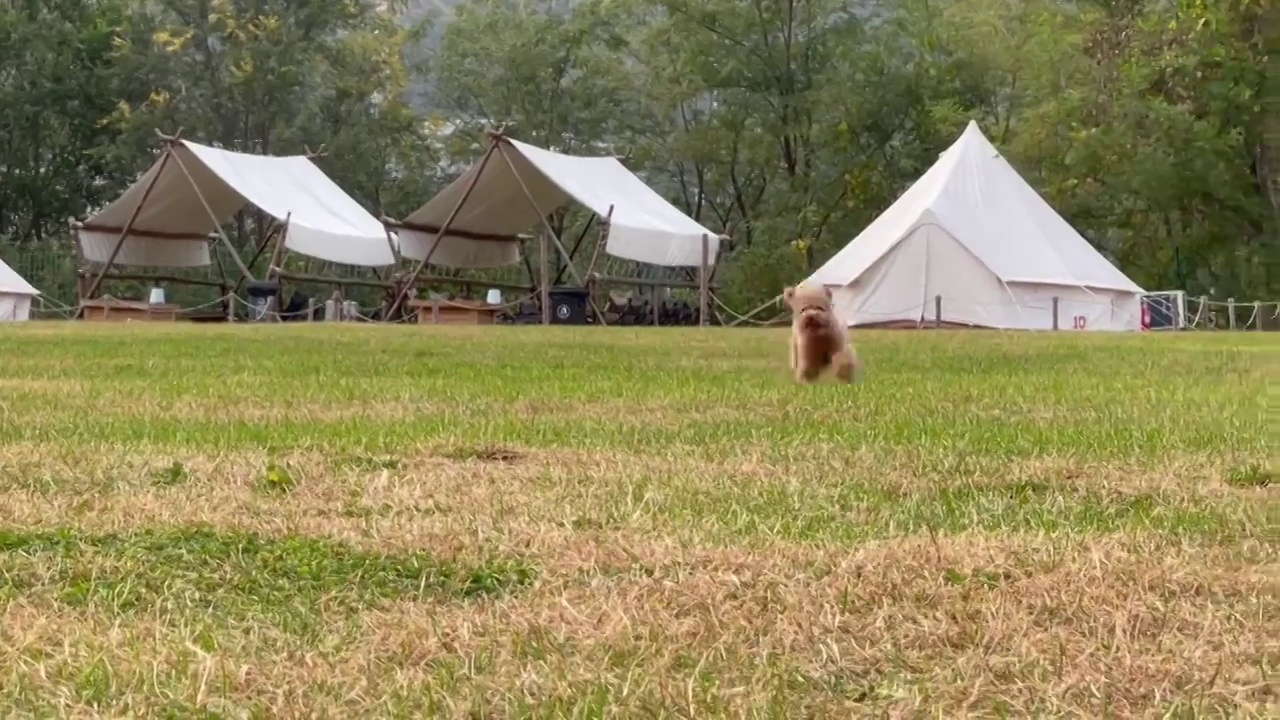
[548,286,589,325]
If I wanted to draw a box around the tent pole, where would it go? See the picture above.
[241,217,282,278]
[705,234,727,324]
[69,219,90,307]
[379,216,402,283]
[80,148,175,314]
[265,212,292,322]
[387,141,498,321]
[167,143,256,282]
[235,218,284,300]
[583,204,612,280]
[493,142,585,286]
[493,140,607,324]
[552,212,596,286]
[517,237,539,300]
[209,237,234,321]
[266,212,292,282]
[583,204,613,327]
[699,234,710,327]
[539,229,551,325]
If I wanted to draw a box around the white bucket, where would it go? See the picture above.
[485,288,502,306]
[148,286,166,305]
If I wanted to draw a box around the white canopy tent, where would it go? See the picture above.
[75,136,395,315]
[394,137,720,268]
[0,255,39,322]
[385,131,726,325]
[805,121,1145,331]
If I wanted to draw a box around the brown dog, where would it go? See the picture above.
[783,284,859,383]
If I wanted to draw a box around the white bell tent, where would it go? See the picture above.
[805,121,1145,331]
[0,255,39,321]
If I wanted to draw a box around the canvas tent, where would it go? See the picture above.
[0,256,39,321]
[74,135,395,316]
[804,121,1145,331]
[385,131,726,324]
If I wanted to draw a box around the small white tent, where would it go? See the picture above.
[805,121,1145,331]
[0,255,39,321]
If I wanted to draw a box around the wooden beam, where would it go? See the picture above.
[75,270,225,288]
[276,270,534,294]
[590,274,718,290]
[77,224,217,242]
[383,220,524,244]
[411,275,534,293]
[276,270,394,289]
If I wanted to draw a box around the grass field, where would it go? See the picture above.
[0,322,1274,717]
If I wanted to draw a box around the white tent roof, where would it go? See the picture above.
[77,140,394,269]
[807,121,1143,294]
[397,137,721,269]
[0,255,39,296]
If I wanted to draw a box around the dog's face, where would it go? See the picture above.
[783,283,834,311]
[783,285,833,324]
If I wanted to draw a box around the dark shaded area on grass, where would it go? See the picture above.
[0,527,536,633]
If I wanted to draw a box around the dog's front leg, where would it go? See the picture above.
[832,346,859,383]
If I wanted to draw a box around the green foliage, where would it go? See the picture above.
[0,0,1274,306]
[0,0,139,243]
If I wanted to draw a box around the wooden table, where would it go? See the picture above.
[407,298,501,326]
[80,298,181,322]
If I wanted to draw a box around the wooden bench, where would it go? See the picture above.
[407,298,501,326]
[80,298,181,322]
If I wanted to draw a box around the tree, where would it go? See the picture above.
[0,0,141,244]
[100,0,435,254]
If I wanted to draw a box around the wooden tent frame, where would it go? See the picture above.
[371,225,541,324]
[379,135,541,323]
[73,129,256,320]
[583,210,724,327]
[385,127,725,326]
[249,144,416,321]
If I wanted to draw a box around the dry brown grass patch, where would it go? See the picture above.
[0,533,1271,715]
[353,533,1276,715]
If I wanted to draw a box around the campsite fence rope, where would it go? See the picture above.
[713,294,787,326]
[31,293,78,319]
[29,290,234,318]
[1181,297,1279,330]
[18,280,1280,330]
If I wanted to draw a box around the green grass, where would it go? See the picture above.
[0,322,1273,716]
